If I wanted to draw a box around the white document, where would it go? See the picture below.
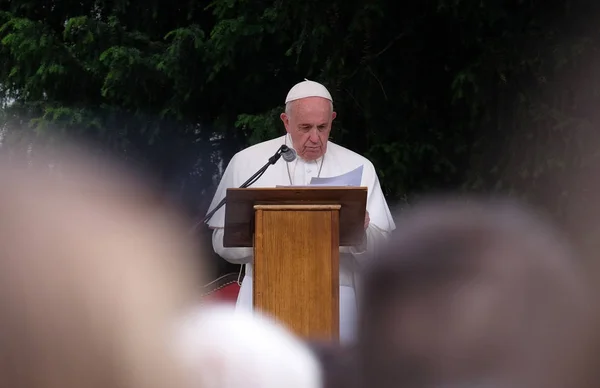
[309,165,363,186]
[276,165,364,188]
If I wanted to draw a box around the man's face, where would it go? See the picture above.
[280,97,336,161]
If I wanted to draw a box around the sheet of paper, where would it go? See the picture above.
[275,165,364,188]
[309,165,363,186]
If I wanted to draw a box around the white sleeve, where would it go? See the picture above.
[338,223,389,266]
[338,160,394,264]
[212,228,253,265]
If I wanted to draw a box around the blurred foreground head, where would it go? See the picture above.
[359,196,596,388]
[308,341,357,388]
[0,146,202,388]
[177,305,322,388]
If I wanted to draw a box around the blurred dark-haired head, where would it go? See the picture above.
[358,196,595,388]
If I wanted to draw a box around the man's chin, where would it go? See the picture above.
[302,154,322,161]
[301,149,324,161]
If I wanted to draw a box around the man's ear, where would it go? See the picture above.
[332,112,337,121]
[280,113,290,132]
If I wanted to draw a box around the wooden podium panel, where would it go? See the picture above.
[253,204,340,340]
[221,187,367,341]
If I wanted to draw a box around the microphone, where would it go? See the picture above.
[281,145,297,162]
[199,144,294,226]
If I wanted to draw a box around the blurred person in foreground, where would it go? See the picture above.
[0,146,202,388]
[358,197,597,388]
[206,79,396,342]
[177,305,322,388]
[307,341,358,388]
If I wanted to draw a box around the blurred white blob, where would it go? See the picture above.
[176,305,322,388]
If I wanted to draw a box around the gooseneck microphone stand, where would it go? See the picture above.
[200,145,288,227]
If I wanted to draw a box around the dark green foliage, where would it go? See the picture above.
[1,0,599,218]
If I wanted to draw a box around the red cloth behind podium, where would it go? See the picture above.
[202,273,241,303]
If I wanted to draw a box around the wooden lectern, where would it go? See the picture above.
[223,187,367,341]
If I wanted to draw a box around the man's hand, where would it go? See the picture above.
[364,210,370,230]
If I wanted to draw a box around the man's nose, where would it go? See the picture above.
[308,128,320,143]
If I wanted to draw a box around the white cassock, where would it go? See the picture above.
[207,134,396,343]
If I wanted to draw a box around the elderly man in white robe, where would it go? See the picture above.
[206,79,396,343]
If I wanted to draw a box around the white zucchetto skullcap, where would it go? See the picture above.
[285,78,333,104]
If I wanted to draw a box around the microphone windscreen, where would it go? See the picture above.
[282,147,297,162]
